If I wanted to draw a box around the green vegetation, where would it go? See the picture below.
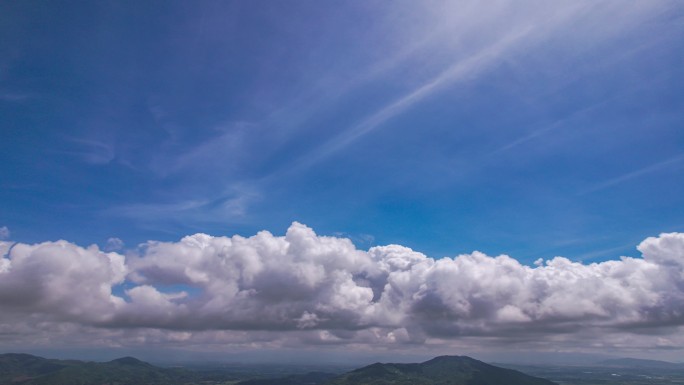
[0,354,203,385]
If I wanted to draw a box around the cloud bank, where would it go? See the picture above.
[1,223,684,354]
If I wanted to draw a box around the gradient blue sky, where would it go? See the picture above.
[2,1,683,263]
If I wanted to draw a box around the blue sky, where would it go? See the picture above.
[2,0,684,362]
[2,1,683,263]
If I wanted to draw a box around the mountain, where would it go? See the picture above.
[0,353,198,385]
[326,355,558,385]
[599,357,684,369]
[107,356,152,367]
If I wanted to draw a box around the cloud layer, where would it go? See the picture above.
[1,223,684,354]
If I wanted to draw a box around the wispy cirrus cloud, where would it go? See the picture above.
[268,0,672,177]
[104,187,259,226]
[86,1,676,232]
[0,92,31,102]
[288,26,535,175]
[580,154,684,195]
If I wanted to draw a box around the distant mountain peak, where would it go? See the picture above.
[108,356,150,366]
[424,355,476,363]
[0,352,41,360]
[327,355,557,385]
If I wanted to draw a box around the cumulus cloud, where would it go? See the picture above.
[0,241,126,323]
[1,224,684,354]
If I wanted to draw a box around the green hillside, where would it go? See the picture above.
[326,355,558,385]
[0,354,199,385]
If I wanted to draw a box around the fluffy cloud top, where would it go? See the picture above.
[1,223,683,352]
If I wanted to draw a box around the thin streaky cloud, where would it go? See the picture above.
[0,92,31,102]
[278,0,638,177]
[102,184,259,227]
[259,23,451,134]
[489,77,669,157]
[580,153,684,195]
[488,100,608,158]
[488,102,599,156]
[283,26,536,176]
[492,123,560,155]
[571,242,638,262]
[152,28,452,183]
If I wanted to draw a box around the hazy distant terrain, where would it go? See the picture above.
[5,353,684,385]
[500,358,684,385]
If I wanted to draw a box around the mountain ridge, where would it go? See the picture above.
[0,353,197,384]
[0,353,558,385]
[326,355,557,385]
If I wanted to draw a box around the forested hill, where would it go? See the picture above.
[0,353,198,385]
[326,355,558,385]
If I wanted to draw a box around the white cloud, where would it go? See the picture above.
[0,240,126,324]
[1,225,684,355]
[0,226,9,240]
[105,237,124,251]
